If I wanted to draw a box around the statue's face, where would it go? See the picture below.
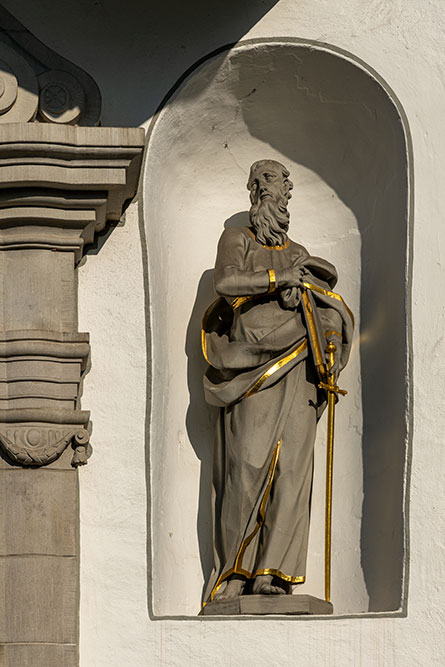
[249,165,284,205]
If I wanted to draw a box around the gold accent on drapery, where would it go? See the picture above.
[244,339,308,399]
[254,569,305,584]
[301,290,325,375]
[268,268,276,293]
[231,294,256,310]
[303,281,354,326]
[233,439,281,572]
[208,438,306,602]
[201,319,210,364]
[231,283,352,321]
[204,283,351,380]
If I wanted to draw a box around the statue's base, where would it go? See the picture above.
[200,594,333,616]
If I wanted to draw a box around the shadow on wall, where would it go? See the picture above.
[185,211,250,601]
[185,268,216,591]
[0,0,280,126]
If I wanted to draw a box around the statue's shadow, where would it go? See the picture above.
[185,211,249,603]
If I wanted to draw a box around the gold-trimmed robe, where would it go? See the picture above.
[202,227,353,602]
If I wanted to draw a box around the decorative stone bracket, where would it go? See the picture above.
[0,124,145,467]
[0,330,90,466]
[0,4,101,126]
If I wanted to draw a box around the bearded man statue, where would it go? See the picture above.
[201,159,354,608]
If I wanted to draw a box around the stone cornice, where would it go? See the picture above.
[0,123,145,262]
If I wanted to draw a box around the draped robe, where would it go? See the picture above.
[202,226,353,602]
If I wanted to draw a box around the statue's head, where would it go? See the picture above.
[247,159,293,246]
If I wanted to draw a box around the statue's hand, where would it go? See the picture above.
[277,265,305,289]
[326,347,341,377]
[279,286,301,309]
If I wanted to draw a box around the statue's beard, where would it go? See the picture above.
[249,196,290,246]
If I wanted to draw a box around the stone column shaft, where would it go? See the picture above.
[0,124,144,667]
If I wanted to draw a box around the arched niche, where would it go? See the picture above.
[143,39,412,617]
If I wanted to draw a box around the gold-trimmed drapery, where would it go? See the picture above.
[208,437,306,603]
[201,226,353,604]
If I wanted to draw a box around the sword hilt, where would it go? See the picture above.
[318,342,348,396]
[326,341,336,372]
[318,381,348,396]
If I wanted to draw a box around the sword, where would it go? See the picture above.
[318,341,347,604]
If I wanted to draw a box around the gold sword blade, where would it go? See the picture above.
[319,341,347,604]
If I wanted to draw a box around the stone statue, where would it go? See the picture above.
[201,159,353,609]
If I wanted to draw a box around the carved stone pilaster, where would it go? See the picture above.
[0,7,144,665]
[0,124,144,467]
[0,9,144,470]
[0,7,144,472]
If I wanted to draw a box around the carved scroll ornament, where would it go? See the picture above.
[0,5,100,126]
[0,424,90,467]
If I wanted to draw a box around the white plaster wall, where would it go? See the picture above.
[4,0,444,664]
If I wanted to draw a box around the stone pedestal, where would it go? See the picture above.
[200,595,334,617]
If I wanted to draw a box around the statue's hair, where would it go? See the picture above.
[247,159,294,202]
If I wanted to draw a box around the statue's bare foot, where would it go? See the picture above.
[214,576,245,600]
[252,574,286,595]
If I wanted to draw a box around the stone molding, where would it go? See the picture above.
[0,330,90,466]
[0,124,145,261]
[0,124,145,467]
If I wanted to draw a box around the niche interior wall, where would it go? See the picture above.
[143,38,412,617]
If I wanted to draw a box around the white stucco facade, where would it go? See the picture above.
[3,0,443,664]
